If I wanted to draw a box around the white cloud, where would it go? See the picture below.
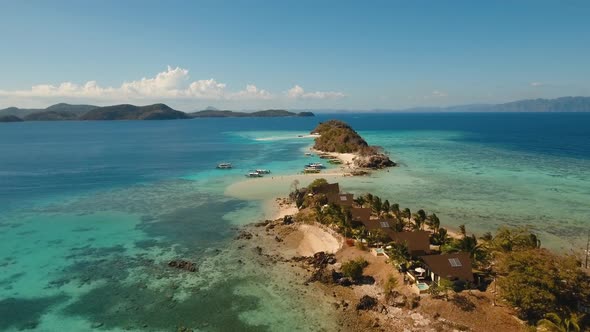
[286,85,345,100]
[530,82,544,87]
[0,66,232,100]
[0,67,345,106]
[230,84,273,100]
[423,90,448,99]
[431,90,448,97]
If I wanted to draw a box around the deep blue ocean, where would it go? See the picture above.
[0,112,589,331]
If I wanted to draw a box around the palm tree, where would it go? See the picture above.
[391,203,400,217]
[417,209,427,223]
[371,196,382,215]
[427,213,441,234]
[402,208,411,225]
[364,193,373,205]
[431,227,449,250]
[382,199,390,215]
[537,312,584,332]
[354,196,366,208]
[459,224,467,237]
[479,231,493,242]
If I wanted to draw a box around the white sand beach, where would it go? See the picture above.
[296,223,342,256]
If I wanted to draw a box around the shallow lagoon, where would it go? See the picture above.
[1,113,589,330]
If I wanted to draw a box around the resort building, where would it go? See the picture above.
[420,252,474,284]
[350,207,371,224]
[358,218,392,232]
[326,193,354,207]
[387,230,431,257]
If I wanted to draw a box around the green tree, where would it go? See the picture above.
[386,242,411,267]
[354,196,366,208]
[427,213,441,233]
[430,227,450,250]
[459,224,466,237]
[537,312,584,332]
[383,274,399,300]
[491,226,541,253]
[371,196,382,214]
[390,203,400,217]
[364,193,373,205]
[382,199,390,214]
[341,258,369,282]
[438,278,455,301]
[307,178,328,191]
[402,208,411,224]
[368,229,390,245]
[417,209,427,223]
[496,249,590,321]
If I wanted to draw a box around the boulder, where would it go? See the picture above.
[354,153,396,169]
[283,215,294,224]
[356,295,378,311]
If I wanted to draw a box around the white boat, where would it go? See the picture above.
[255,169,271,174]
[216,163,232,169]
[305,162,325,169]
[304,152,312,156]
[246,172,263,178]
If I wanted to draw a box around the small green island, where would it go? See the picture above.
[312,120,396,169]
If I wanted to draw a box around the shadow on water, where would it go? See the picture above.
[0,295,69,330]
[137,199,248,251]
[64,279,268,332]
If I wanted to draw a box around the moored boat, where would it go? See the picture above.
[216,162,232,169]
[255,169,271,174]
[305,162,325,169]
[246,172,263,177]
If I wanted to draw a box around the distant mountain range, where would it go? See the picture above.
[190,109,314,118]
[1,96,589,123]
[398,96,590,113]
[299,96,590,113]
[0,104,314,122]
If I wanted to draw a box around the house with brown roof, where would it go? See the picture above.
[420,252,474,284]
[351,207,371,224]
[313,183,340,195]
[386,230,431,257]
[326,193,354,207]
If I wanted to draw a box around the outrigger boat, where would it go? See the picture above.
[246,172,263,178]
[255,169,271,174]
[303,167,321,174]
[216,162,232,169]
[327,158,342,164]
[305,162,325,169]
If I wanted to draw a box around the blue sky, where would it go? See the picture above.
[0,0,589,110]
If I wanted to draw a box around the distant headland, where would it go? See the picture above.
[0,103,315,122]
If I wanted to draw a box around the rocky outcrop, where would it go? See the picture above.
[356,295,378,310]
[167,260,197,272]
[354,153,396,169]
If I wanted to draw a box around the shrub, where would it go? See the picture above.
[384,274,398,298]
[341,258,369,281]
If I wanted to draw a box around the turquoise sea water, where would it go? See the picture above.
[1,113,589,331]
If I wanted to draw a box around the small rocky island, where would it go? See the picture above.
[312,120,396,169]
